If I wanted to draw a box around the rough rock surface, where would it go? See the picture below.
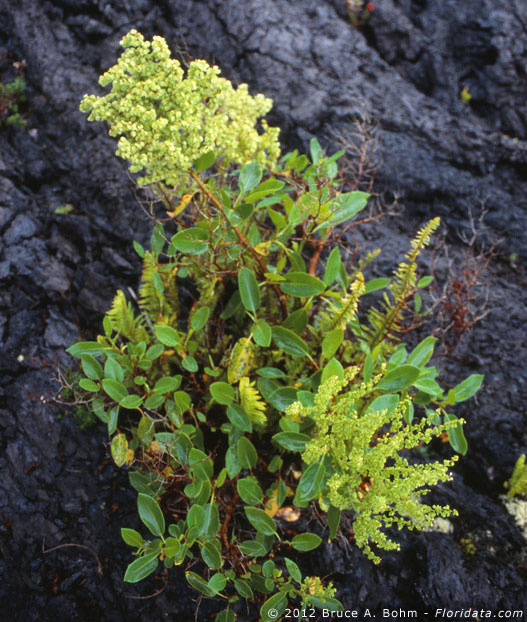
[0,1,526,620]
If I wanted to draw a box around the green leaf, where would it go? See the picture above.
[189,447,213,480]
[123,553,158,583]
[310,137,323,163]
[79,378,100,392]
[291,533,322,551]
[104,356,124,382]
[186,571,215,597]
[239,161,263,194]
[210,381,235,405]
[216,609,236,622]
[66,341,104,358]
[237,477,264,505]
[208,572,227,594]
[154,325,181,347]
[253,319,272,347]
[447,374,484,404]
[283,308,308,334]
[164,537,182,558]
[268,387,298,412]
[110,433,128,467]
[294,461,325,506]
[272,432,310,452]
[280,272,325,298]
[256,367,286,379]
[417,275,434,288]
[182,355,198,372]
[407,336,437,368]
[323,247,342,287]
[137,492,165,537]
[200,540,222,570]
[413,377,443,397]
[376,365,420,393]
[107,406,118,432]
[321,358,344,384]
[102,378,128,402]
[328,505,341,540]
[239,539,267,556]
[238,267,261,312]
[154,376,181,395]
[284,557,302,582]
[121,528,144,548]
[260,591,288,621]
[119,394,143,410]
[321,328,344,359]
[271,326,309,358]
[364,277,391,294]
[194,150,216,172]
[171,228,208,255]
[316,191,369,231]
[367,394,399,415]
[191,306,210,331]
[237,436,258,469]
[234,578,254,599]
[244,507,277,536]
[81,354,102,380]
[444,413,468,455]
[226,404,252,433]
[133,240,145,258]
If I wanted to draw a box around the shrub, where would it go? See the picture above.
[68,30,483,620]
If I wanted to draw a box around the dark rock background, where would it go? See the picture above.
[0,1,526,620]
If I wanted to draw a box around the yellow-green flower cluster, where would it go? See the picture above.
[287,368,460,563]
[80,30,280,187]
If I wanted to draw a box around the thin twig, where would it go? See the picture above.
[42,541,104,575]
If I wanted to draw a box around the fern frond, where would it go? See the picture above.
[107,290,147,341]
[364,218,440,349]
[139,252,178,323]
[316,271,365,334]
[239,377,267,426]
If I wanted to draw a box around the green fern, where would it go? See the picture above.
[139,252,178,323]
[107,290,147,342]
[365,217,440,349]
[316,271,365,334]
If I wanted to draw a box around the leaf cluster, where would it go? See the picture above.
[68,30,484,621]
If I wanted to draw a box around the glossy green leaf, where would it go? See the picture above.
[239,161,263,194]
[182,355,198,372]
[268,387,298,412]
[444,413,468,455]
[316,191,369,231]
[137,492,165,537]
[226,404,252,433]
[244,507,277,536]
[79,378,100,392]
[260,591,288,621]
[364,277,391,294]
[237,436,258,469]
[194,150,216,172]
[102,378,128,402]
[284,557,302,582]
[171,228,208,255]
[328,505,341,540]
[234,578,254,599]
[407,336,437,368]
[321,357,344,384]
[153,376,181,395]
[191,306,210,331]
[447,374,484,404]
[119,394,143,410]
[321,328,344,359]
[66,341,104,358]
[186,571,215,597]
[154,325,181,347]
[376,365,420,393]
[323,247,342,287]
[291,533,322,551]
[81,354,102,380]
[239,539,267,556]
[210,382,235,405]
[238,267,261,312]
[272,431,310,452]
[271,326,309,358]
[237,477,264,505]
[293,461,325,506]
[121,528,143,548]
[280,272,325,298]
[200,540,222,570]
[253,319,272,347]
[123,553,158,583]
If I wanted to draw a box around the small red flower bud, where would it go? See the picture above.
[366,2,374,11]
